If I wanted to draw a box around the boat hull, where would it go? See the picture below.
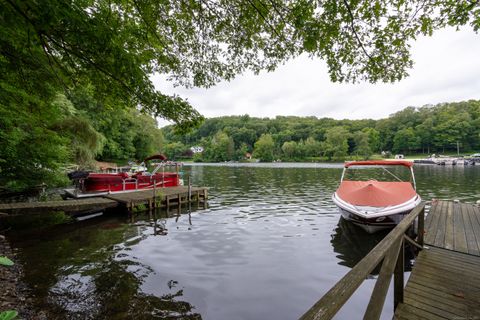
[332,193,421,233]
[338,207,410,233]
[65,172,181,198]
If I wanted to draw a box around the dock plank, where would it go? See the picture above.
[424,201,442,244]
[444,201,454,250]
[463,203,480,255]
[453,202,468,253]
[469,205,480,251]
[433,201,447,248]
[423,201,436,234]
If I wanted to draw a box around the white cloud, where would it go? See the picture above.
[153,27,480,127]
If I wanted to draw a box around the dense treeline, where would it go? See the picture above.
[0,85,164,191]
[161,100,480,162]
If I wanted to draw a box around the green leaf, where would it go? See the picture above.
[0,256,14,266]
[0,310,18,320]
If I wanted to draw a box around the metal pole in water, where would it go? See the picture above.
[188,175,191,201]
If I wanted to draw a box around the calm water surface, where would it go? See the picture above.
[7,164,480,319]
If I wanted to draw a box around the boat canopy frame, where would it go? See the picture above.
[344,160,413,168]
[340,161,417,190]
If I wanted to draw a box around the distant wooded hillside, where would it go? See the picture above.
[161,100,480,162]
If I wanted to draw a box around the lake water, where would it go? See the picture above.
[7,164,480,319]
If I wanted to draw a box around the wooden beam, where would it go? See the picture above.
[364,237,403,319]
[394,238,405,310]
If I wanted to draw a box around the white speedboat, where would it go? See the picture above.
[332,160,421,233]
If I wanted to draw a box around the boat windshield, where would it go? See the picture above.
[343,165,413,183]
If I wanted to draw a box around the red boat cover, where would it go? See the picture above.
[336,180,417,207]
[344,160,413,168]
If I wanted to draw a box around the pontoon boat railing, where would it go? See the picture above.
[122,178,138,191]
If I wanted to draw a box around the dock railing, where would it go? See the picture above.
[300,202,426,320]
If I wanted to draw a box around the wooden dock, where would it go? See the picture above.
[104,186,208,212]
[300,200,480,320]
[0,198,118,215]
[394,201,480,319]
[0,186,208,216]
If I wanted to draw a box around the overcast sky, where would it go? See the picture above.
[152,27,480,127]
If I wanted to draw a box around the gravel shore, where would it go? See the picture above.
[0,234,43,319]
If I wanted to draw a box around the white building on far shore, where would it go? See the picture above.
[190,146,204,154]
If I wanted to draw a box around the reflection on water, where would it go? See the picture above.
[331,217,414,275]
[11,213,202,319]
[331,217,389,274]
[6,164,480,319]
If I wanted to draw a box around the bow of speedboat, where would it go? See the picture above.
[332,192,421,233]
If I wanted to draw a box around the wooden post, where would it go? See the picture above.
[176,164,179,186]
[128,202,134,222]
[393,237,405,310]
[203,189,208,208]
[177,193,182,215]
[153,179,157,208]
[417,206,425,247]
[364,237,403,320]
[188,176,191,201]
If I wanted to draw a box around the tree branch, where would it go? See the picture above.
[342,0,374,61]
[246,0,282,38]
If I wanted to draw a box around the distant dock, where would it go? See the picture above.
[300,200,480,320]
[0,186,208,217]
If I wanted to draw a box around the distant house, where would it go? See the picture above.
[190,146,204,153]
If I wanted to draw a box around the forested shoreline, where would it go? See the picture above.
[2,0,480,193]
[161,100,480,162]
[2,91,479,192]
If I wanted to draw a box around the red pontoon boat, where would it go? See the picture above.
[332,160,421,233]
[64,154,182,198]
